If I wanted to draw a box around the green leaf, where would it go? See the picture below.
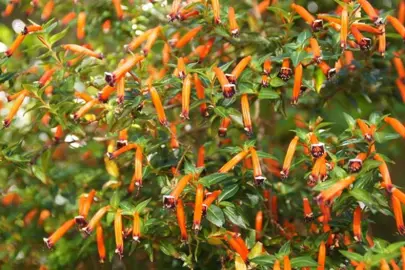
[258,88,280,99]
[0,72,16,84]
[249,255,277,266]
[385,241,405,253]
[296,30,311,45]
[278,241,291,256]
[339,250,363,262]
[199,173,232,187]
[223,206,249,229]
[270,77,286,88]
[120,201,136,215]
[256,151,277,160]
[110,191,121,209]
[214,106,229,118]
[218,184,239,201]
[50,27,69,45]
[349,189,376,208]
[290,50,310,67]
[206,204,225,227]
[134,198,152,213]
[32,165,46,184]
[290,256,318,267]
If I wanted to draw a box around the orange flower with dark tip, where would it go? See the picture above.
[24,24,43,34]
[352,23,382,35]
[106,143,137,160]
[199,37,215,63]
[378,25,386,56]
[292,63,303,105]
[351,26,372,51]
[310,38,322,64]
[62,44,104,60]
[193,184,204,231]
[170,123,179,149]
[291,3,323,31]
[250,147,266,185]
[178,9,200,21]
[114,210,123,259]
[143,26,160,55]
[384,116,405,138]
[202,190,221,216]
[213,66,236,98]
[319,61,336,80]
[353,206,362,242]
[43,219,75,249]
[117,128,128,149]
[340,6,348,49]
[303,197,314,222]
[227,56,252,84]
[3,90,29,128]
[316,175,356,203]
[356,119,373,142]
[278,58,293,81]
[228,7,239,37]
[102,20,111,33]
[374,154,392,187]
[280,136,299,179]
[218,117,231,137]
[132,212,141,242]
[126,29,153,51]
[129,146,143,193]
[241,94,253,137]
[261,74,269,87]
[77,12,86,40]
[163,174,193,209]
[41,0,54,21]
[358,0,383,25]
[96,225,106,263]
[61,12,76,26]
[38,68,56,87]
[176,198,188,242]
[255,211,263,241]
[149,87,168,126]
[168,0,181,21]
[392,195,405,235]
[5,34,27,57]
[180,74,191,120]
[82,205,110,235]
[197,145,205,168]
[211,0,221,24]
[194,74,209,117]
[105,54,144,86]
[80,189,95,221]
[218,149,249,173]
[263,59,272,75]
[348,152,367,173]
[223,234,248,262]
[176,57,186,79]
[97,85,116,103]
[175,26,202,49]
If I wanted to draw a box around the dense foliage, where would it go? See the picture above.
[1,0,405,269]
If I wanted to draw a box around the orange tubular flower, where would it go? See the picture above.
[381,259,390,270]
[105,54,144,86]
[175,26,202,49]
[126,29,153,52]
[391,260,401,270]
[114,210,123,259]
[401,247,405,268]
[117,128,128,149]
[168,0,181,21]
[396,78,405,103]
[41,0,54,20]
[378,25,386,56]
[348,152,367,173]
[218,117,231,137]
[351,26,371,51]
[176,57,186,79]
[25,24,43,34]
[213,66,236,98]
[143,26,160,55]
[38,210,51,226]
[356,119,373,142]
[193,184,204,231]
[273,260,281,270]
[303,197,314,222]
[112,0,123,20]
[96,225,106,263]
[128,147,143,193]
[73,99,99,120]
[400,1,405,24]
[316,175,356,203]
[178,9,200,21]
[291,3,323,31]
[180,74,191,120]
[358,0,382,25]
[241,94,253,136]
[176,198,188,242]
[194,74,208,117]
[53,124,63,141]
[255,211,263,241]
[374,154,392,187]
[292,63,303,105]
[199,37,215,62]
[97,85,115,103]
[132,212,141,242]
[43,219,76,249]
[394,56,405,79]
[149,87,168,126]
[263,59,272,75]
[310,38,322,63]
[62,44,104,60]
[170,123,179,149]
[80,189,96,220]
[163,174,193,209]
[250,147,266,185]
[162,42,170,66]
[228,56,252,84]
[2,2,15,17]
[280,136,299,179]
[390,187,405,205]
[392,195,405,235]
[317,241,326,270]
[278,58,293,81]
[24,208,38,226]
[228,7,239,37]
[261,74,269,87]
[384,116,405,138]
[106,143,137,160]
[340,6,348,49]
[353,206,362,242]
[76,12,86,40]
[3,90,28,128]
[82,205,110,235]
[197,145,205,168]
[61,11,76,26]
[202,190,221,215]
[38,68,56,87]
[211,0,221,24]
[218,149,249,173]
[102,20,111,33]
[5,34,25,57]
[352,23,382,35]
[223,234,248,262]
[319,61,336,80]
[284,255,291,270]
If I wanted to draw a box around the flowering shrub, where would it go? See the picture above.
[2,0,405,269]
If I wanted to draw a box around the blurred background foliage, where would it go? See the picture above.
[1,0,405,269]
